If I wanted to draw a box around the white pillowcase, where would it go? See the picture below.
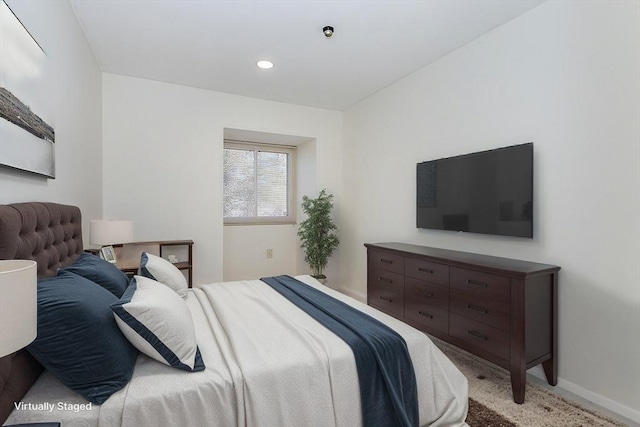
[110,276,204,372]
[139,252,188,298]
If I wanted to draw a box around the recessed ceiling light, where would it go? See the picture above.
[257,60,274,70]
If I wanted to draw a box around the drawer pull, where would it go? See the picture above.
[418,311,434,319]
[416,289,433,297]
[418,267,434,274]
[379,296,393,302]
[467,304,488,314]
[380,258,393,264]
[467,330,488,341]
[378,277,393,284]
[467,279,488,288]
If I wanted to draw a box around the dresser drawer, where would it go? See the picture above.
[369,269,404,292]
[405,303,448,334]
[404,277,449,309]
[405,257,449,286]
[450,267,510,303]
[450,291,509,331]
[368,250,405,274]
[368,286,404,317]
[449,313,510,360]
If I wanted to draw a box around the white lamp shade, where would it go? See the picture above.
[90,220,134,246]
[0,260,37,357]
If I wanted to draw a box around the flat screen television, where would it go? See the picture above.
[417,142,533,238]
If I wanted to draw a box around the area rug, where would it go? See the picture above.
[432,339,629,427]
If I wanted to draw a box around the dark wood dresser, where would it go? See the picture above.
[365,242,560,403]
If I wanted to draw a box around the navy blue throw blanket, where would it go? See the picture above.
[261,275,418,427]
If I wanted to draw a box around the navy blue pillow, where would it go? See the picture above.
[27,270,138,404]
[61,253,129,297]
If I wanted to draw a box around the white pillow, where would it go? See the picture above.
[110,276,204,372]
[139,252,188,298]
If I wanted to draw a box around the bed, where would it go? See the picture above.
[0,202,468,426]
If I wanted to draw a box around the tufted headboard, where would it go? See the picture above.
[0,202,83,423]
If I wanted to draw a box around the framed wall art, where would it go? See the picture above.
[0,0,55,178]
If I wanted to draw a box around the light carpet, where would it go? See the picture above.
[432,338,628,427]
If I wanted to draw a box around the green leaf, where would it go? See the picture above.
[297,189,340,278]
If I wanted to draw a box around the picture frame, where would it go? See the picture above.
[100,246,117,263]
[0,1,55,178]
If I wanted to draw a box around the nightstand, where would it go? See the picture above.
[86,240,194,287]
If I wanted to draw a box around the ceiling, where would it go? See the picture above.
[70,0,545,111]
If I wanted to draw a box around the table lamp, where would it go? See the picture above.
[0,260,37,357]
[90,220,134,263]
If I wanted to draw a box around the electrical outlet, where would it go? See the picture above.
[266,248,273,258]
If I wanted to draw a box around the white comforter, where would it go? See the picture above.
[5,275,468,427]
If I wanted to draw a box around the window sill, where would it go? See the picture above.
[224,221,297,226]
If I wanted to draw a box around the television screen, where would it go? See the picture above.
[417,143,533,238]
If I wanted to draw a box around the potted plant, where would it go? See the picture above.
[297,189,339,283]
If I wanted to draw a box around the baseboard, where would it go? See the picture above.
[528,368,640,424]
[335,286,366,303]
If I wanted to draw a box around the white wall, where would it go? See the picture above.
[342,0,639,421]
[223,135,320,282]
[102,74,343,285]
[223,225,298,281]
[0,0,103,234]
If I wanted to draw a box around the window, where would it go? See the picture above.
[223,141,296,224]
